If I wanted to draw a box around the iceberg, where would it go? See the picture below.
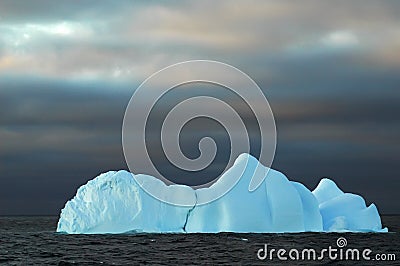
[313,179,387,232]
[57,154,387,234]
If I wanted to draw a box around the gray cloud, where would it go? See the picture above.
[1,1,399,79]
[0,1,399,214]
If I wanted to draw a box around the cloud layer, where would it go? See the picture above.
[0,1,399,214]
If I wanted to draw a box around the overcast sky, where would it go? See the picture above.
[0,0,399,215]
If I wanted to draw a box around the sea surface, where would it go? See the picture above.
[0,216,398,265]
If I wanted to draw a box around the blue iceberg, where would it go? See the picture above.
[57,154,387,234]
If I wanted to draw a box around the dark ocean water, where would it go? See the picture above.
[0,216,398,265]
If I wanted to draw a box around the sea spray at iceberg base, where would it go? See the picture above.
[57,154,388,234]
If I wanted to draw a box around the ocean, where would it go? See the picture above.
[0,216,398,265]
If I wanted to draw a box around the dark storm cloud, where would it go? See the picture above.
[0,1,399,214]
[0,77,131,215]
[0,77,132,128]
[1,74,398,214]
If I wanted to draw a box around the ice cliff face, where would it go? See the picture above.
[57,171,195,234]
[57,154,387,234]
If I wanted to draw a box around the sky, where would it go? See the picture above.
[0,0,399,215]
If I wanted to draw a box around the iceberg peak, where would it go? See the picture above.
[313,178,344,204]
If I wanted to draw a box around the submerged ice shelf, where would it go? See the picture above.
[57,154,387,234]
